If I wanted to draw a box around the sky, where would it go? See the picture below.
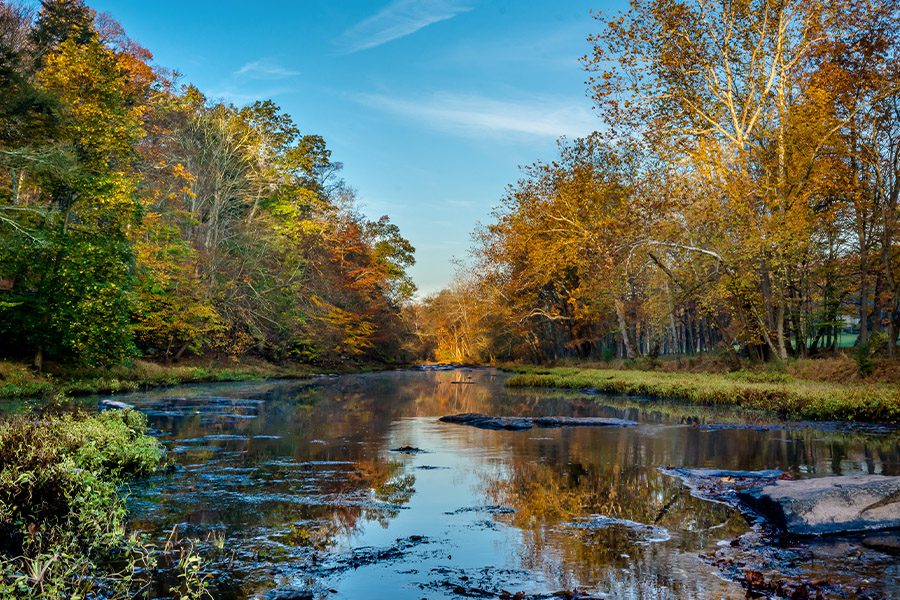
[76,0,624,296]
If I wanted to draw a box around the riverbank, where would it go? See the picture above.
[505,366,900,422]
[0,409,210,599]
[0,358,319,403]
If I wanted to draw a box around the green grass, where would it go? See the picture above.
[505,366,900,422]
[0,359,316,402]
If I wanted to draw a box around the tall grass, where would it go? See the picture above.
[0,359,315,401]
[506,367,900,422]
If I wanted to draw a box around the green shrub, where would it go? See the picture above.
[856,342,875,377]
[0,410,172,598]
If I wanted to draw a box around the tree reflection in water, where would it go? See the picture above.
[116,369,898,599]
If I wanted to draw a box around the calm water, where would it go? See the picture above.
[109,368,899,599]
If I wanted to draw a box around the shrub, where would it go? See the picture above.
[0,410,173,598]
[856,342,874,377]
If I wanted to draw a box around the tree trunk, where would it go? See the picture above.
[776,296,788,361]
[615,299,636,359]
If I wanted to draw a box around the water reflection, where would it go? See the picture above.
[113,369,899,599]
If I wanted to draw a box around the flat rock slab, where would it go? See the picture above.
[661,468,784,505]
[99,399,135,410]
[738,475,900,536]
[438,413,533,430]
[438,413,637,431]
[532,416,638,428]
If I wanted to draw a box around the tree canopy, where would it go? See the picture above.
[414,0,899,366]
[0,0,416,367]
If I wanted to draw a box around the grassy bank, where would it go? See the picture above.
[505,366,900,422]
[0,358,318,402]
[0,409,207,599]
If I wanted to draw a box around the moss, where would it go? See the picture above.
[505,366,900,422]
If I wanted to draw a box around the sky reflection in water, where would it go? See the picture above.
[116,369,899,599]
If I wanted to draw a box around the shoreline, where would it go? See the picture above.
[3,359,898,423]
[0,358,392,404]
[503,365,900,423]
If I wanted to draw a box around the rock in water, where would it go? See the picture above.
[99,399,134,410]
[738,475,900,535]
[661,468,784,505]
[439,413,638,431]
[438,413,534,431]
[532,416,638,428]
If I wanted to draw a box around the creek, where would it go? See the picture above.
[107,368,899,599]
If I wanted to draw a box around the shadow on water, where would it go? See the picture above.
[105,369,899,599]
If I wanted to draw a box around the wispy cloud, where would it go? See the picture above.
[337,0,473,54]
[205,88,293,105]
[234,59,299,80]
[358,91,595,139]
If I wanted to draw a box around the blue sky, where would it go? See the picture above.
[80,0,623,295]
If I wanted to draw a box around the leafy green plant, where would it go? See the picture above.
[855,342,874,377]
[0,409,167,598]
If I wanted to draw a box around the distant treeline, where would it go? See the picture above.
[412,0,899,365]
[0,1,416,367]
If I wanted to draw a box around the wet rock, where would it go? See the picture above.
[567,515,670,542]
[439,413,637,432]
[661,467,784,505]
[862,533,900,556]
[310,535,430,575]
[532,416,637,428]
[439,413,533,431]
[443,582,495,597]
[445,504,515,516]
[99,399,134,410]
[266,590,314,600]
[390,445,427,454]
[738,475,900,535]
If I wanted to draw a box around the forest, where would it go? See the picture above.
[1,0,898,375]
[0,0,416,370]
[0,2,898,599]
[415,0,899,367]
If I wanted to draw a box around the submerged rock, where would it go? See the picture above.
[266,590,314,600]
[862,532,900,555]
[444,504,515,516]
[439,413,637,432]
[567,514,670,542]
[738,475,900,536]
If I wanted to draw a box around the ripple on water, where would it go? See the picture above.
[118,370,899,600]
